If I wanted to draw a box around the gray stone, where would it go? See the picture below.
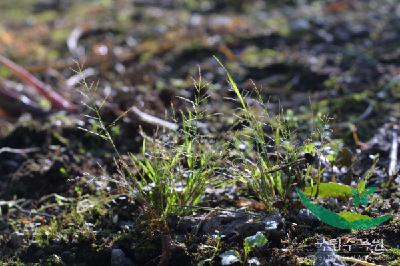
[173,212,285,244]
[262,213,285,231]
[111,249,135,266]
[297,208,319,225]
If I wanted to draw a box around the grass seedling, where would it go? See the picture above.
[128,131,222,221]
[216,57,312,210]
[123,71,226,223]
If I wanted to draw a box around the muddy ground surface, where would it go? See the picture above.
[0,0,400,265]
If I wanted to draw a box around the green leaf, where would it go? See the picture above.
[349,215,392,230]
[326,154,336,163]
[303,143,316,155]
[357,180,366,194]
[337,212,371,222]
[244,232,268,250]
[219,250,241,265]
[352,186,378,206]
[304,183,352,199]
[296,188,391,230]
[364,187,377,195]
[297,188,351,229]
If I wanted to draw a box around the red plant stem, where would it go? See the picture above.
[0,54,78,112]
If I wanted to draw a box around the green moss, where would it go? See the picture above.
[299,258,314,266]
[44,255,63,266]
[0,259,25,266]
[388,248,400,258]
[34,219,60,246]
[241,47,285,68]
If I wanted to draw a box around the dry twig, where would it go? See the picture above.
[0,54,78,112]
[0,147,40,155]
[388,124,399,177]
[131,106,178,131]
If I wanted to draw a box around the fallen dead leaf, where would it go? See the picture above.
[237,198,267,211]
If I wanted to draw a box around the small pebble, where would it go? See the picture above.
[111,248,135,266]
[10,232,24,248]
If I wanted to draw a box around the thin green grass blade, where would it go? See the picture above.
[214,56,247,111]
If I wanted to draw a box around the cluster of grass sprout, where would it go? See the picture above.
[127,128,223,220]
[78,58,332,222]
[215,58,317,210]
[126,73,229,221]
[79,67,227,224]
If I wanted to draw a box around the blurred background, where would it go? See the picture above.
[1,0,399,137]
